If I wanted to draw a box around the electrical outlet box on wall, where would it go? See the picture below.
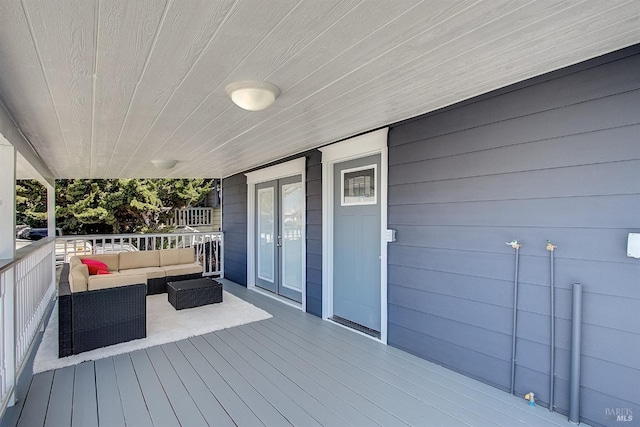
[627,233,640,258]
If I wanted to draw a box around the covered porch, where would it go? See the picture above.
[2,279,575,427]
[1,2,638,425]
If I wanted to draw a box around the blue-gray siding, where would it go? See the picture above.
[221,173,248,286]
[305,150,323,316]
[387,45,640,427]
[221,151,323,316]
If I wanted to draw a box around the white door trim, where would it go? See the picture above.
[246,157,306,312]
[319,128,388,344]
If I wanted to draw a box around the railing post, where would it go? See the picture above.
[47,183,57,306]
[0,138,16,409]
[219,234,225,278]
[1,269,16,408]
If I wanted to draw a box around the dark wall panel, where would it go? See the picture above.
[221,173,248,286]
[305,150,323,317]
[387,45,640,427]
[221,150,322,316]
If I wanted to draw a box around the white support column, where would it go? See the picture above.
[46,182,56,291]
[46,182,55,239]
[0,140,15,260]
[0,138,16,406]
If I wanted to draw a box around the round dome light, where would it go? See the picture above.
[151,159,178,170]
[225,81,280,111]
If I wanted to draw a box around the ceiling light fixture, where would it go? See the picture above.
[225,81,280,111]
[151,159,178,170]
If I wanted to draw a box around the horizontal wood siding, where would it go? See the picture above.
[387,45,640,427]
[221,151,322,315]
[222,173,248,286]
[305,150,323,316]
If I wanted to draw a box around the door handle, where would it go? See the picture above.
[277,235,282,247]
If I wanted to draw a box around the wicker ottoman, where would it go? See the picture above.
[167,277,222,310]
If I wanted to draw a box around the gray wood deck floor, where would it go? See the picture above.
[1,280,580,427]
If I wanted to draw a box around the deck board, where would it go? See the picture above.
[229,325,379,426]
[112,354,153,427]
[220,327,350,426]
[202,332,322,426]
[145,346,209,426]
[258,317,452,426]
[72,362,98,427]
[44,366,74,427]
[160,342,235,427]
[94,358,125,427]
[129,349,180,427]
[233,282,568,426]
[246,321,405,426]
[2,280,584,427]
[173,338,266,426]
[16,371,53,427]
[189,335,291,426]
[233,294,461,425]
[251,302,509,425]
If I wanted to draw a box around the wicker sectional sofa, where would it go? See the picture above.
[68,248,203,295]
[58,248,203,357]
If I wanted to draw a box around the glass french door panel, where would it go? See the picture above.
[257,187,275,282]
[281,181,303,292]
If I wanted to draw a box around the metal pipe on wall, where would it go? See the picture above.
[547,240,557,412]
[506,239,521,395]
[569,283,583,423]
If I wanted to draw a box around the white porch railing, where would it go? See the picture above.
[56,231,223,276]
[169,207,214,227]
[1,240,56,416]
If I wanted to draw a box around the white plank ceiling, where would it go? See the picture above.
[1,0,639,179]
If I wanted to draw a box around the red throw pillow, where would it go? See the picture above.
[81,259,109,275]
[96,269,111,275]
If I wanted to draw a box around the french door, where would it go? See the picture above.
[255,175,303,303]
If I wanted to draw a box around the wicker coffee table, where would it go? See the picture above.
[167,277,223,310]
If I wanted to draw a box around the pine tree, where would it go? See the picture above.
[17,178,215,235]
[16,180,47,227]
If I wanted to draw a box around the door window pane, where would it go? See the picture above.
[257,187,274,282]
[281,182,303,292]
[341,165,376,205]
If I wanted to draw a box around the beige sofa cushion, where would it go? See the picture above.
[179,247,195,264]
[119,250,160,270]
[69,256,83,270]
[69,264,89,292]
[159,248,195,266]
[88,273,147,291]
[118,266,166,279]
[162,263,203,277]
[159,249,180,266]
[78,253,119,271]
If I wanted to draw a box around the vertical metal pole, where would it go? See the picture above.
[569,283,583,423]
[510,246,520,395]
[507,240,521,395]
[547,241,557,412]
